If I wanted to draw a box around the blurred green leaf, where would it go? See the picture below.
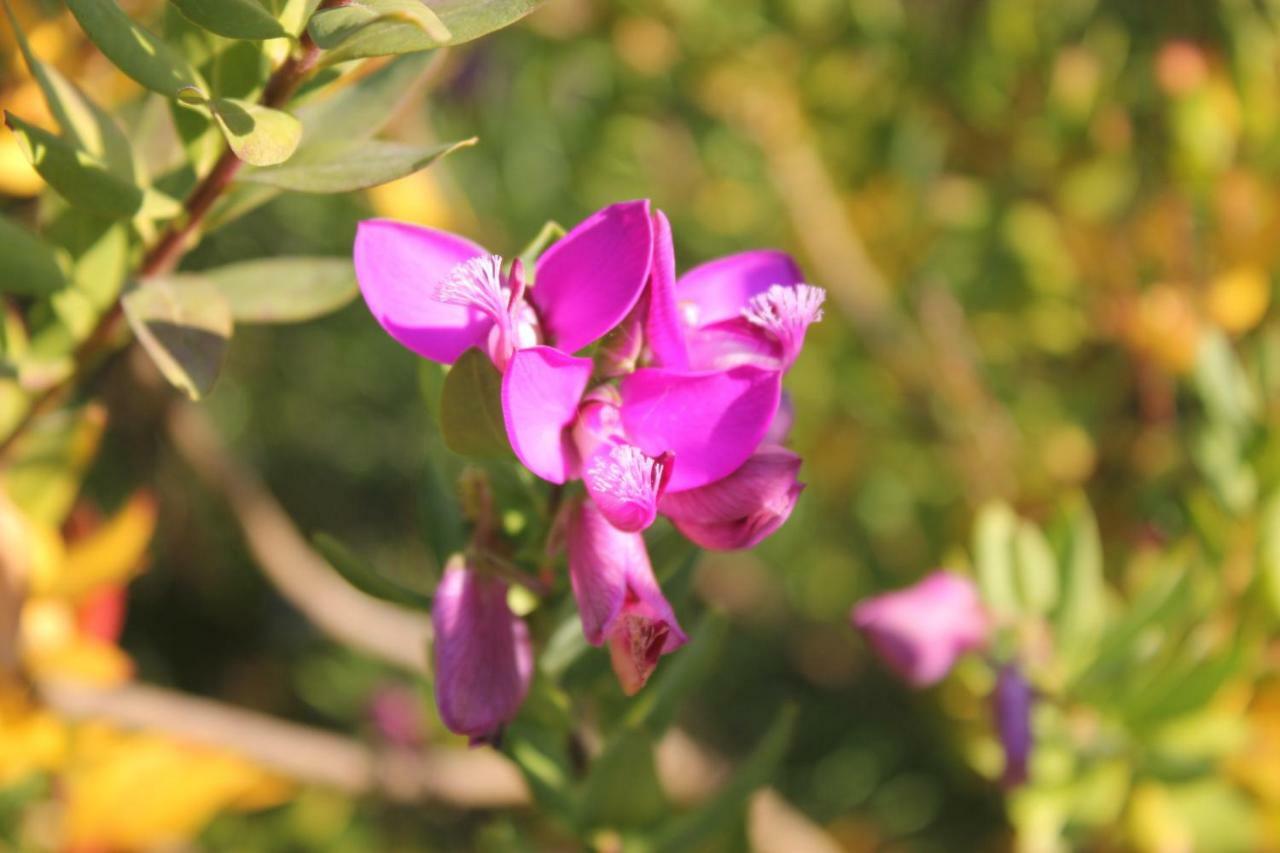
[427,0,543,45]
[1014,520,1059,615]
[309,0,450,64]
[651,704,796,852]
[1194,330,1258,432]
[517,220,566,274]
[312,532,432,608]
[439,348,511,459]
[122,278,233,400]
[501,674,578,823]
[206,98,302,167]
[3,0,136,180]
[4,113,143,218]
[193,256,357,323]
[0,217,66,297]
[169,0,287,40]
[581,729,667,829]
[65,0,205,97]
[974,501,1019,618]
[238,138,475,193]
[1053,496,1105,663]
[2,405,106,526]
[294,52,436,146]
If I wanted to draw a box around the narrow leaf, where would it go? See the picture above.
[3,0,136,179]
[122,278,232,400]
[581,730,667,829]
[1013,520,1059,615]
[294,52,436,146]
[208,98,301,166]
[426,0,543,44]
[238,138,474,193]
[1054,495,1105,660]
[439,348,511,459]
[65,0,205,97]
[0,216,66,297]
[974,501,1019,618]
[200,256,357,323]
[313,533,432,608]
[4,112,143,217]
[309,0,450,64]
[168,0,287,40]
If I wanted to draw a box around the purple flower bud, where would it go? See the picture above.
[431,559,533,745]
[567,498,688,695]
[850,571,990,687]
[658,446,804,550]
[994,663,1033,788]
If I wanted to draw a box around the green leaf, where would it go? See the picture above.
[974,501,1019,618]
[294,52,436,146]
[1194,330,1258,432]
[0,217,66,297]
[438,348,511,459]
[652,705,796,853]
[581,729,667,829]
[195,257,357,323]
[168,0,287,39]
[517,220,566,274]
[4,113,144,218]
[426,0,543,44]
[207,98,301,166]
[500,674,578,822]
[66,0,205,97]
[312,533,432,608]
[122,279,233,400]
[238,138,475,193]
[3,0,136,179]
[1013,520,1059,615]
[309,0,450,65]
[1054,495,1105,660]
[2,405,107,526]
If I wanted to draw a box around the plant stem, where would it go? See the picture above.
[0,28,327,463]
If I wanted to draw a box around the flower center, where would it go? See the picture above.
[434,254,511,323]
[741,283,826,361]
[587,444,666,509]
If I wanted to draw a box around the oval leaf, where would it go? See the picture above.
[209,98,301,167]
[202,256,357,323]
[66,0,205,97]
[122,279,232,400]
[426,0,543,44]
[0,216,66,297]
[4,112,143,217]
[238,138,474,193]
[294,51,435,146]
[440,347,511,459]
[313,532,432,609]
[168,0,287,39]
[309,0,450,64]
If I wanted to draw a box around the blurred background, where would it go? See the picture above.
[7,0,1280,849]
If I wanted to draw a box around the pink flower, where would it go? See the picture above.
[368,684,426,749]
[658,446,804,550]
[567,499,687,695]
[431,560,533,745]
[850,571,990,687]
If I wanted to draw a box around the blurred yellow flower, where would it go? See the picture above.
[1206,266,1271,336]
[366,171,454,229]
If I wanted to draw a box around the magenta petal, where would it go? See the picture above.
[584,443,671,533]
[684,317,786,371]
[530,200,654,354]
[619,366,783,491]
[643,210,690,370]
[567,499,687,693]
[501,346,594,484]
[354,220,494,364]
[431,561,533,743]
[678,250,805,328]
[659,446,803,550]
[850,571,990,687]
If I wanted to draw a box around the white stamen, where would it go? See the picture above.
[741,284,825,360]
[434,254,509,321]
[588,444,664,506]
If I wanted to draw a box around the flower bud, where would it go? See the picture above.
[567,499,687,694]
[994,663,1033,788]
[850,571,989,687]
[431,559,533,745]
[658,446,803,550]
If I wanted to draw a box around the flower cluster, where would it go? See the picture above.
[354,200,822,743]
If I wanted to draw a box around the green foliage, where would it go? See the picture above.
[0,217,65,297]
[439,347,512,459]
[309,0,450,65]
[196,256,357,324]
[168,0,288,40]
[66,0,205,97]
[4,112,145,218]
[312,532,433,608]
[122,279,233,400]
[238,138,475,193]
[197,95,302,168]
